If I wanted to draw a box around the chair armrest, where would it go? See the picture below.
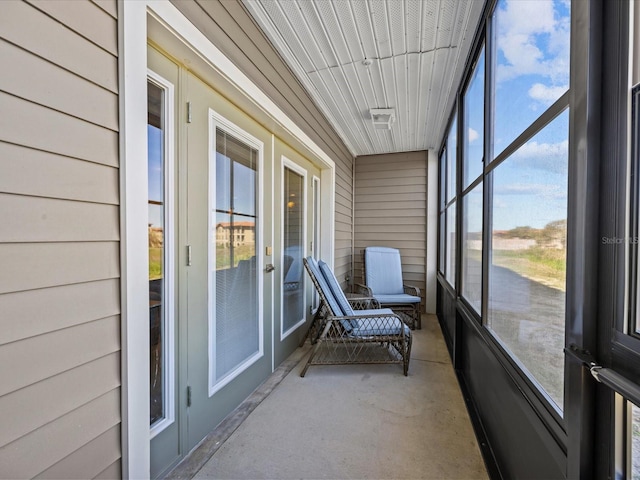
[403,284,421,297]
[355,283,373,296]
[348,296,380,310]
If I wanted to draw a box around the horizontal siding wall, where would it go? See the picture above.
[0,1,121,479]
[354,151,427,306]
[170,0,355,287]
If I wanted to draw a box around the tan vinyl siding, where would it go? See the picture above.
[0,1,121,478]
[354,151,428,307]
[34,425,121,480]
[0,143,119,204]
[0,1,118,92]
[94,460,122,480]
[170,0,355,287]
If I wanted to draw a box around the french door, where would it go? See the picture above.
[147,47,275,477]
[274,142,321,365]
[184,70,274,450]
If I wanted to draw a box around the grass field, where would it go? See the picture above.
[216,244,255,269]
[149,247,163,280]
[492,246,566,291]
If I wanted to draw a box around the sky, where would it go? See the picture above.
[464,0,571,232]
[148,125,164,228]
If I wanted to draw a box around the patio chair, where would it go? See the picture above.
[357,246,422,329]
[301,257,412,376]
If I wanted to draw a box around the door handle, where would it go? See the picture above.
[265,263,275,273]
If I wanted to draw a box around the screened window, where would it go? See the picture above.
[437,0,571,414]
[487,109,569,411]
[463,47,485,189]
[446,202,457,287]
[460,45,486,314]
[462,183,483,313]
[441,116,458,287]
[447,115,458,203]
[492,0,571,159]
[439,150,447,274]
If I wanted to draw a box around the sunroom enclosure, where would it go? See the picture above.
[438,0,640,478]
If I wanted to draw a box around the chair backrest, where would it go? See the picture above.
[318,260,355,317]
[303,257,343,316]
[303,257,356,331]
[363,246,404,295]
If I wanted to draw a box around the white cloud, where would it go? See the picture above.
[528,83,568,106]
[468,127,479,143]
[495,0,570,88]
[512,139,569,174]
[494,182,565,199]
[515,139,568,159]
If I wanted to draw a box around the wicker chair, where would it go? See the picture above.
[356,246,422,329]
[301,257,412,376]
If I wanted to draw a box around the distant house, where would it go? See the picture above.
[215,221,255,247]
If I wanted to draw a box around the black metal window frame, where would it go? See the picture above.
[437,0,572,429]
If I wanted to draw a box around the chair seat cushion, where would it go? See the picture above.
[350,316,411,337]
[373,294,421,305]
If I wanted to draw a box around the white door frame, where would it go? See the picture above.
[119,1,336,477]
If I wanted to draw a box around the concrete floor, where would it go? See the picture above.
[181,314,488,480]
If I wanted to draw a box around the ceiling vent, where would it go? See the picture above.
[369,108,396,130]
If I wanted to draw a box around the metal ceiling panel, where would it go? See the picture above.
[242,0,484,156]
[421,0,438,52]
[349,1,377,61]
[313,1,351,65]
[406,0,422,53]
[296,0,339,67]
[407,52,422,150]
[332,1,365,61]
[368,0,392,59]
[436,0,456,48]
[387,0,406,56]
[256,1,316,73]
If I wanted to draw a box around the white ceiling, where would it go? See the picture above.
[243,0,485,157]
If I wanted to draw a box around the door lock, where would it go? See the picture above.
[265,263,275,273]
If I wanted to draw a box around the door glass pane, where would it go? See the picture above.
[492,0,571,159]
[487,109,569,411]
[462,182,483,313]
[283,166,305,334]
[463,48,485,188]
[446,202,457,286]
[213,129,259,383]
[148,81,165,426]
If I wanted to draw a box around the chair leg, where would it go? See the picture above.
[403,334,412,376]
[300,320,332,377]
